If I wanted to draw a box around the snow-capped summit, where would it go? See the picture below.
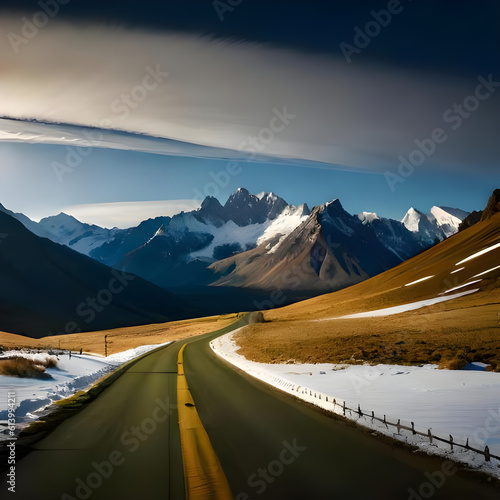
[429,206,470,238]
[223,188,288,226]
[358,211,380,224]
[38,212,118,255]
[402,205,469,244]
[402,207,445,245]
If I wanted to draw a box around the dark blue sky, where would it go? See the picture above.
[5,0,500,76]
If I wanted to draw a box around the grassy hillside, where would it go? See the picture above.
[234,213,500,370]
[0,314,238,356]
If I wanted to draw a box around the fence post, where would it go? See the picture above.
[371,411,374,420]
[411,422,415,435]
[485,446,490,462]
[428,429,432,444]
[383,415,386,424]
[449,435,454,452]
[343,401,346,416]
[397,419,401,434]
[358,404,362,417]
[465,438,469,449]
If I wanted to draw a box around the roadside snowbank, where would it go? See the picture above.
[211,330,500,479]
[0,342,171,438]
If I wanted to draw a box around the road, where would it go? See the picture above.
[3,316,499,499]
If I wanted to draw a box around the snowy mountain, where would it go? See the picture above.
[2,191,469,299]
[106,192,311,289]
[402,206,469,244]
[358,211,425,260]
[210,199,407,291]
[38,212,120,255]
[428,206,469,238]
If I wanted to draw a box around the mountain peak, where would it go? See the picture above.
[223,188,288,226]
[358,211,379,224]
[480,188,500,221]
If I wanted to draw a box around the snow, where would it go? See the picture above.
[257,205,308,253]
[322,289,479,319]
[189,219,271,259]
[438,280,482,295]
[38,213,116,256]
[450,267,465,274]
[189,205,308,259]
[472,265,500,278]
[404,276,434,287]
[358,211,379,224]
[211,330,500,478]
[456,241,500,265]
[401,208,422,233]
[0,342,171,438]
[430,206,469,238]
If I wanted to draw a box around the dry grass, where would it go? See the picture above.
[235,216,500,371]
[0,314,238,356]
[0,356,58,378]
[235,290,500,370]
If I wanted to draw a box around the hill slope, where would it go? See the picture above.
[0,211,188,338]
[234,192,500,370]
[210,199,412,292]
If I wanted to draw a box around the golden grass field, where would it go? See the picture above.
[235,214,500,370]
[0,215,498,371]
[0,314,238,356]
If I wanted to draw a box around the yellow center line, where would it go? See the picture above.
[177,344,234,500]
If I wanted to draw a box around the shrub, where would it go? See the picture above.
[447,358,467,370]
[0,355,57,378]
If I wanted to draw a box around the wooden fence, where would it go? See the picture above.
[291,386,500,464]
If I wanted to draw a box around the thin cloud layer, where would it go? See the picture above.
[0,14,499,172]
[62,200,202,228]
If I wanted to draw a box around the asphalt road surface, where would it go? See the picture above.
[3,317,499,499]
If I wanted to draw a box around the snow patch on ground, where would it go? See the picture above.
[0,342,171,438]
[438,280,482,295]
[473,265,500,278]
[321,289,479,319]
[211,330,500,479]
[456,241,500,265]
[404,276,434,287]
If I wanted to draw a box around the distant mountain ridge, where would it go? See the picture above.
[401,206,469,244]
[0,190,470,296]
[0,211,187,338]
[210,198,416,291]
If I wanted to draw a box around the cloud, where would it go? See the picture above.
[0,14,499,173]
[62,200,201,228]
